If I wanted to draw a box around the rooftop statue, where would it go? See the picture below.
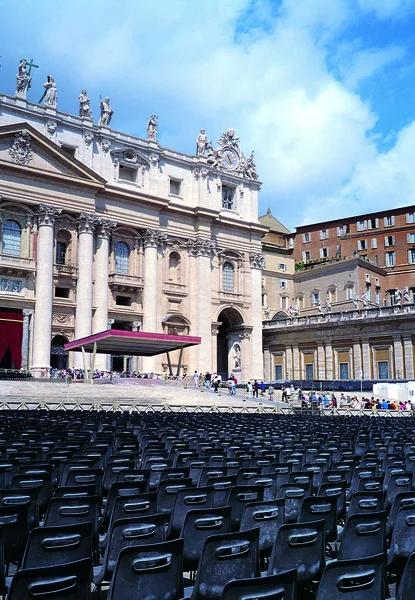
[147,113,158,141]
[15,59,32,96]
[41,75,58,107]
[78,89,92,119]
[99,97,113,127]
[196,129,208,156]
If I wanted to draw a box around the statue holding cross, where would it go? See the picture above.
[15,58,38,97]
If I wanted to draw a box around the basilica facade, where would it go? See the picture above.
[0,89,265,379]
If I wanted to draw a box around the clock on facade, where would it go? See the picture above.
[220,148,239,170]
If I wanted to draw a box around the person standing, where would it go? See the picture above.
[253,380,260,398]
[247,381,253,399]
[192,370,199,387]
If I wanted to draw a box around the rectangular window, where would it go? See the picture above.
[408,249,415,264]
[320,229,328,240]
[119,164,137,182]
[278,263,287,271]
[56,242,67,265]
[371,238,377,249]
[406,213,415,224]
[319,248,329,258]
[357,220,367,231]
[281,296,287,309]
[302,233,311,243]
[368,218,378,229]
[61,145,76,157]
[339,363,349,380]
[357,240,367,251]
[337,225,348,236]
[261,293,266,307]
[311,292,320,305]
[376,291,381,305]
[116,295,131,306]
[275,365,283,380]
[407,233,415,243]
[302,251,310,261]
[280,280,287,289]
[378,361,389,380]
[221,185,235,210]
[288,238,294,248]
[346,287,354,300]
[385,251,396,267]
[169,178,182,196]
[384,215,395,227]
[384,235,395,247]
[305,364,314,380]
[55,287,69,299]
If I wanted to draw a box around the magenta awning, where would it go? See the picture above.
[64,329,201,356]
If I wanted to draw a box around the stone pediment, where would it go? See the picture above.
[0,122,105,186]
[110,147,151,166]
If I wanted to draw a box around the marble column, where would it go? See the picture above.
[211,324,220,376]
[142,229,166,373]
[292,345,300,380]
[32,204,62,377]
[286,346,293,381]
[362,340,371,379]
[93,219,116,370]
[317,343,325,380]
[239,332,252,382]
[249,253,265,379]
[353,341,362,379]
[74,213,97,369]
[21,308,34,370]
[403,335,414,380]
[263,347,271,381]
[393,335,404,379]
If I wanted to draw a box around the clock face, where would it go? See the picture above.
[221,148,239,170]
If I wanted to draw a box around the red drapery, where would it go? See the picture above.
[0,310,23,369]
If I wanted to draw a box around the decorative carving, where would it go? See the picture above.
[142,228,167,249]
[9,131,33,166]
[196,129,208,156]
[249,252,265,269]
[287,304,300,318]
[218,128,240,150]
[101,139,111,154]
[78,89,92,119]
[233,343,241,368]
[96,218,117,238]
[15,59,32,96]
[149,153,159,167]
[239,332,251,340]
[42,75,57,107]
[99,97,113,127]
[193,167,209,181]
[241,151,258,180]
[187,237,216,257]
[77,212,98,234]
[193,167,201,180]
[0,278,23,293]
[54,313,70,324]
[23,308,34,318]
[206,128,259,180]
[46,120,57,136]
[37,204,62,226]
[146,114,158,141]
[83,131,94,146]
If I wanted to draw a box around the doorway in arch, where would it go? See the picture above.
[50,335,69,370]
[216,308,244,380]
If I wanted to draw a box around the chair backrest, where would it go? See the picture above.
[211,476,237,508]
[221,570,297,600]
[348,491,383,516]
[228,485,264,532]
[267,519,326,587]
[7,557,92,600]
[11,473,53,517]
[110,492,157,529]
[191,528,259,600]
[181,506,231,571]
[169,486,213,539]
[397,551,415,600]
[240,500,285,559]
[157,478,193,518]
[385,472,412,509]
[299,495,338,542]
[102,481,148,530]
[338,510,387,560]
[63,468,102,498]
[21,522,92,569]
[316,553,385,600]
[277,482,309,524]
[318,480,347,518]
[54,485,96,498]
[107,539,184,600]
[44,496,99,550]
[388,505,415,569]
[388,491,415,536]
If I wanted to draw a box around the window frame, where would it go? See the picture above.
[114,241,130,275]
[2,219,22,257]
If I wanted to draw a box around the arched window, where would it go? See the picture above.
[115,241,129,274]
[2,220,21,256]
[168,252,181,282]
[222,261,235,292]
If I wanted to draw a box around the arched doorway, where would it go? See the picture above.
[217,308,244,379]
[50,335,69,370]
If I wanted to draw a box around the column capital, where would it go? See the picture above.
[96,218,117,238]
[77,212,98,234]
[36,204,62,227]
[23,308,34,317]
[187,237,216,257]
[142,228,167,249]
[249,252,265,269]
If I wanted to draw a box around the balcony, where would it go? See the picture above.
[0,253,35,277]
[53,264,78,278]
[162,281,188,297]
[108,272,143,294]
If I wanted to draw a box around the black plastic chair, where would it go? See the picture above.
[101,480,147,531]
[63,468,102,498]
[191,528,260,600]
[228,485,264,532]
[7,557,92,600]
[388,505,415,577]
[211,476,237,508]
[220,569,297,600]
[385,472,412,509]
[338,510,387,560]
[299,495,337,543]
[240,499,285,561]
[21,522,92,569]
[157,478,193,518]
[315,553,385,600]
[277,483,309,524]
[107,538,184,600]
[387,491,415,537]
[348,491,383,517]
[44,496,99,556]
[181,506,231,573]
[169,486,213,540]
[318,480,347,519]
[267,519,326,588]
[11,473,53,518]
[54,485,96,498]
[0,503,30,566]
[395,551,415,600]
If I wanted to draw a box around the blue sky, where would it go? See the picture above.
[1,0,415,229]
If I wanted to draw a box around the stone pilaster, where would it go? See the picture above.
[353,341,362,379]
[32,204,62,377]
[393,335,404,379]
[317,343,325,380]
[142,229,166,373]
[403,335,414,379]
[74,213,97,368]
[325,343,333,380]
[93,219,116,370]
[249,252,265,379]
[286,345,293,381]
[263,347,271,381]
[21,308,34,370]
[292,344,300,380]
[362,341,371,379]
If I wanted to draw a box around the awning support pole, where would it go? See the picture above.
[176,347,183,377]
[91,342,97,381]
[81,346,89,384]
[166,351,173,377]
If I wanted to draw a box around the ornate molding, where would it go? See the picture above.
[0,278,23,294]
[142,228,168,249]
[37,204,62,227]
[192,167,209,180]
[77,212,97,234]
[149,153,159,168]
[46,120,57,136]
[101,139,111,154]
[96,218,117,238]
[83,131,94,146]
[187,237,217,257]
[249,252,265,269]
[9,130,33,166]
[23,308,34,317]
[111,147,150,167]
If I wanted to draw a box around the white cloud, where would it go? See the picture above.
[357,0,415,19]
[337,45,406,88]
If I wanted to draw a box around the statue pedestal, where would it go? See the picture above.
[44,106,57,116]
[14,94,27,107]
[147,140,159,148]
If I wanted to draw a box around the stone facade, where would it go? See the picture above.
[0,94,265,379]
